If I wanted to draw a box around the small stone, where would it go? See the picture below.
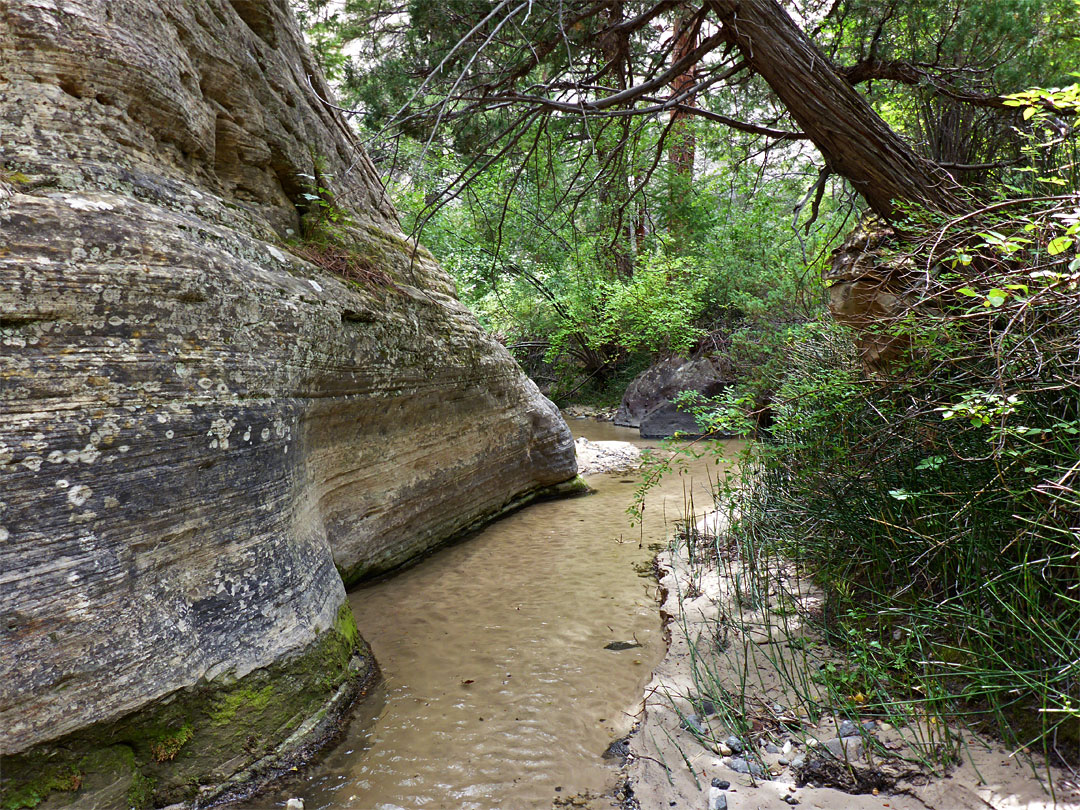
[724,735,744,754]
[772,703,786,714]
[602,737,631,761]
[727,757,750,774]
[681,715,705,735]
[726,757,766,778]
[700,700,716,716]
[783,796,800,806]
[711,778,730,789]
[765,743,780,754]
[781,740,792,755]
[718,743,733,756]
[823,736,864,760]
[285,800,304,810]
[837,719,858,738]
[708,787,729,810]
[778,757,790,766]
[790,755,806,769]
[880,722,893,731]
[749,629,773,644]
[862,720,877,732]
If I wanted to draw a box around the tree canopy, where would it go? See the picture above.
[297,0,1077,218]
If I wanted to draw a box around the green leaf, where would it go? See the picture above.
[985,289,1008,307]
[1047,236,1074,256]
[916,455,945,471]
[1023,106,1038,120]
[957,287,979,297]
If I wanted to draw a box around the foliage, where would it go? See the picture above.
[290,0,1077,402]
[814,0,1080,169]
[687,92,1080,761]
[380,123,847,401]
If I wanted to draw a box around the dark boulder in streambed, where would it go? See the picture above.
[614,357,732,438]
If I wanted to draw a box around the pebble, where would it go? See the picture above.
[765,743,780,754]
[711,778,730,789]
[285,800,304,810]
[749,629,774,644]
[604,640,642,650]
[725,735,744,754]
[602,737,630,760]
[837,719,858,737]
[681,715,705,735]
[778,757,790,766]
[783,796,800,806]
[700,700,717,716]
[862,720,877,732]
[726,757,767,778]
[718,743,733,756]
[708,787,728,810]
[823,735,863,760]
[790,755,806,769]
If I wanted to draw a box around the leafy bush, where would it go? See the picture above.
[697,179,1080,761]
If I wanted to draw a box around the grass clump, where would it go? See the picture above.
[696,186,1080,770]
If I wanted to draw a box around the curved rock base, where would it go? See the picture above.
[2,604,374,810]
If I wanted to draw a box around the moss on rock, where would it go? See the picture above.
[0,602,373,810]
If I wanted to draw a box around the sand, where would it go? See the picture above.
[619,510,1080,810]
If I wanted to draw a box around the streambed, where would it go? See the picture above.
[240,421,730,810]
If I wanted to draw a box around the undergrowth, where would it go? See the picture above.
[699,202,1079,769]
[651,83,1080,778]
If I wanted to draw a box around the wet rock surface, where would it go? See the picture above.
[0,1,575,806]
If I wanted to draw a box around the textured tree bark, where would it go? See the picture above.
[668,4,700,178]
[705,0,966,218]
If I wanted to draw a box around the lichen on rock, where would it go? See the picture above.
[0,0,577,806]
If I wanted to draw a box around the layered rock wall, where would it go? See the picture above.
[0,1,577,806]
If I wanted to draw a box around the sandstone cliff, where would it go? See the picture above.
[0,1,577,806]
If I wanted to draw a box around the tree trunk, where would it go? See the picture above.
[597,0,637,278]
[705,0,966,218]
[668,5,699,178]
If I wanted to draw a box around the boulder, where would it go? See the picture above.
[824,217,923,369]
[574,437,642,475]
[614,357,729,436]
[639,401,703,438]
[0,1,577,807]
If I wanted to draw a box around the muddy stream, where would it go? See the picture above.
[244,421,731,810]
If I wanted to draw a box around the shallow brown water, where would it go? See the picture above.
[243,421,732,810]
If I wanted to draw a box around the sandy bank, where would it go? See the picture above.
[621,510,1080,810]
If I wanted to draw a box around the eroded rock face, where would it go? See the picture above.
[824,217,922,368]
[0,1,577,806]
